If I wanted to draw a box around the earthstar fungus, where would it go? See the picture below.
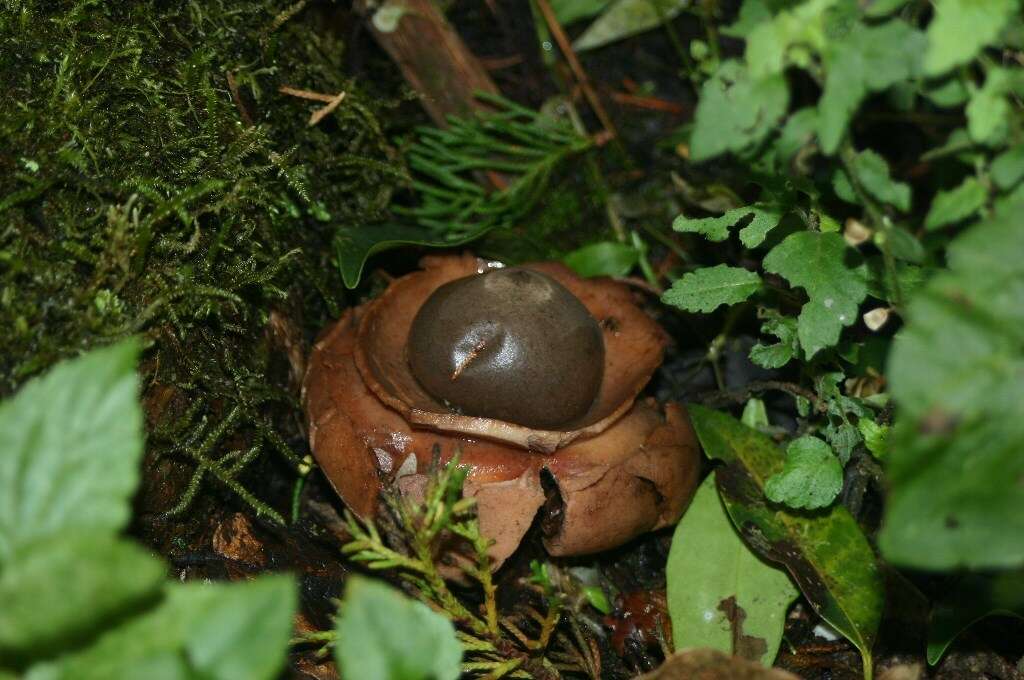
[303,254,701,566]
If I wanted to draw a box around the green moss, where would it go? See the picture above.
[0,0,406,519]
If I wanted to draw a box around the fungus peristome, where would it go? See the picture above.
[303,253,701,566]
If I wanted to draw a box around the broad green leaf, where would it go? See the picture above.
[764,436,842,510]
[924,176,987,230]
[0,340,142,567]
[573,0,690,51]
[749,312,799,368]
[667,474,798,665]
[763,232,867,357]
[745,0,837,78]
[882,208,1024,569]
[923,0,1016,76]
[672,203,783,247]
[691,61,790,161]
[687,405,884,677]
[334,223,488,289]
[552,0,614,25]
[966,67,1017,146]
[29,576,297,680]
[991,144,1024,190]
[846,149,912,211]
[927,570,1024,664]
[662,265,762,313]
[563,241,639,278]
[0,534,164,659]
[818,21,926,154]
[335,576,462,680]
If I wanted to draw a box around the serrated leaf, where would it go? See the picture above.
[927,570,1024,664]
[667,474,798,666]
[764,437,842,510]
[924,0,1016,76]
[572,0,690,51]
[335,576,462,680]
[662,265,763,313]
[563,241,639,278]
[763,232,868,357]
[0,534,165,658]
[882,208,1024,570]
[924,176,987,230]
[691,61,790,161]
[0,340,142,567]
[672,203,783,246]
[334,223,489,289]
[29,576,297,680]
[818,21,926,154]
[991,144,1024,190]
[687,405,883,677]
[847,149,912,211]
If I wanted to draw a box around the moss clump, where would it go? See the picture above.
[0,0,406,519]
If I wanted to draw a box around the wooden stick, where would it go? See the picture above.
[360,0,499,126]
[533,0,618,140]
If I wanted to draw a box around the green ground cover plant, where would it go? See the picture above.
[3,0,1024,677]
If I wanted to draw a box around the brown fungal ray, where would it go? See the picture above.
[354,253,668,452]
[303,303,701,566]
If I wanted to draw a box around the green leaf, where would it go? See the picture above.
[772,107,819,168]
[882,207,1024,569]
[990,143,1024,190]
[672,203,783,247]
[662,265,763,313]
[687,405,884,677]
[924,77,971,108]
[30,576,297,680]
[691,61,790,161]
[0,534,165,658]
[818,21,926,154]
[927,570,1024,664]
[742,398,770,429]
[745,0,837,78]
[846,149,912,211]
[552,0,614,25]
[335,576,462,680]
[857,418,890,460]
[334,223,489,289]
[0,340,142,567]
[966,68,1019,146]
[573,0,690,51]
[865,257,927,303]
[924,176,987,230]
[863,0,909,17]
[763,232,868,357]
[923,0,1016,76]
[750,312,799,368]
[764,436,842,510]
[667,474,798,666]
[563,241,639,278]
